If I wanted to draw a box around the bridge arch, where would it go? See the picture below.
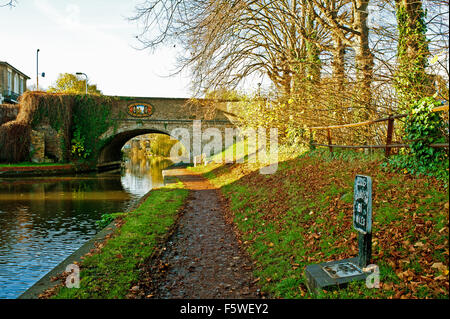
[98,123,188,164]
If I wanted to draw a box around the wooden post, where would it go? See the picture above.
[385,116,394,158]
[327,129,333,153]
[309,129,315,150]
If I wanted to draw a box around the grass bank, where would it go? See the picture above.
[0,162,70,168]
[48,181,188,299]
[190,146,449,299]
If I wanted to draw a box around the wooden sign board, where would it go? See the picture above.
[353,175,372,234]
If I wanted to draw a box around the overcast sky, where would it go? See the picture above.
[0,0,192,97]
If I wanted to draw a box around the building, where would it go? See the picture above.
[0,61,30,104]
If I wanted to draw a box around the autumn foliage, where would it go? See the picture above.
[193,149,449,298]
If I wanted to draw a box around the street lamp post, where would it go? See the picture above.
[76,72,88,95]
[36,49,40,91]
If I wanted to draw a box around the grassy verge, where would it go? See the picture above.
[50,181,189,299]
[0,162,70,167]
[190,146,449,299]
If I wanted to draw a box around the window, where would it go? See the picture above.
[19,77,24,94]
[14,74,19,94]
[7,69,12,93]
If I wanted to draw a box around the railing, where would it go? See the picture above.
[309,104,449,157]
[2,90,20,103]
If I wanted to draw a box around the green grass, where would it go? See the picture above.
[52,181,188,299]
[0,162,71,167]
[190,144,449,299]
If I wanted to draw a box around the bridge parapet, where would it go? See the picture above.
[108,96,236,122]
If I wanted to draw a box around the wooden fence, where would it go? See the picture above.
[309,104,449,157]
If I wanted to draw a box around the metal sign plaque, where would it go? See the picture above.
[353,175,372,234]
[322,262,364,279]
[127,103,153,118]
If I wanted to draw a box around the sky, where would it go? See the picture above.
[0,0,192,98]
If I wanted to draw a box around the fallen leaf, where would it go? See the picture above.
[431,262,446,271]
[383,282,393,291]
[434,275,447,281]
[399,258,410,265]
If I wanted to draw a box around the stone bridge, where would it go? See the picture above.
[96,97,237,165]
[1,94,240,165]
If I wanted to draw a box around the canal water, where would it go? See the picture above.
[0,156,173,299]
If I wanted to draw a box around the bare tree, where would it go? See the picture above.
[0,0,16,8]
[131,0,448,128]
[308,0,375,119]
[131,1,322,96]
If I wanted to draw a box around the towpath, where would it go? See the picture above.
[137,168,260,299]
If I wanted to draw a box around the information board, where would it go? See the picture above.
[353,175,372,234]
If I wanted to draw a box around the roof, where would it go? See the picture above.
[0,61,31,79]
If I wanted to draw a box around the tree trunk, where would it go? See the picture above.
[332,35,345,93]
[395,0,430,111]
[353,0,374,121]
[306,4,321,83]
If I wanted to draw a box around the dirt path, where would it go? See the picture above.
[139,168,260,299]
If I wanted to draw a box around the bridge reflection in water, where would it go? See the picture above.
[0,137,174,299]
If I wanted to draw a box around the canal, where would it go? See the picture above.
[0,155,173,299]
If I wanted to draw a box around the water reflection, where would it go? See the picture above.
[0,156,172,299]
[121,157,174,197]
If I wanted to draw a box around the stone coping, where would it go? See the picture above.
[0,164,96,177]
[0,164,73,172]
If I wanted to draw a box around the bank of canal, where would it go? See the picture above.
[0,157,172,299]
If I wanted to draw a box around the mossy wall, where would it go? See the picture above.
[70,95,120,162]
[0,104,19,125]
[0,92,120,163]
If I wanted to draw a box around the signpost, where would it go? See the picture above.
[353,175,372,267]
[305,175,373,293]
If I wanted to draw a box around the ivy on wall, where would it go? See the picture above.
[71,95,115,161]
[26,93,118,163]
[30,94,74,162]
[1,92,126,163]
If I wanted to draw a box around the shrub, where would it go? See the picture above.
[385,97,449,183]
